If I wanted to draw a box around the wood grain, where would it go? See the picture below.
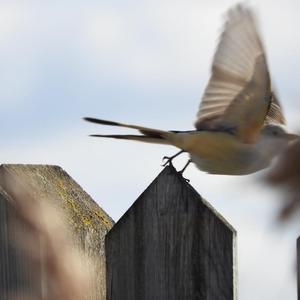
[106,165,236,300]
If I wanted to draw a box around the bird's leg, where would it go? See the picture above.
[162,150,185,167]
[178,159,192,182]
[179,159,192,174]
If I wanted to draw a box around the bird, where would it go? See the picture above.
[84,4,299,175]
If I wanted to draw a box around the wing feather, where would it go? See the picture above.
[265,92,286,125]
[195,4,276,143]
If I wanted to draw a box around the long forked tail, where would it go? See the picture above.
[89,134,171,144]
[83,117,176,145]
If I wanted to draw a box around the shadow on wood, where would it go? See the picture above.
[106,165,236,300]
[0,164,113,300]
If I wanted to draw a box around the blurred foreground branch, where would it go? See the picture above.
[1,181,91,300]
[0,165,113,300]
[267,139,300,221]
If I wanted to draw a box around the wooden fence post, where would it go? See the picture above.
[106,165,237,300]
[296,236,300,300]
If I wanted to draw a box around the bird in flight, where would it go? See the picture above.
[84,4,298,175]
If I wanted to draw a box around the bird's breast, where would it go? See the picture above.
[179,131,267,175]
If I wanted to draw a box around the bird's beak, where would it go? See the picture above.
[286,133,300,141]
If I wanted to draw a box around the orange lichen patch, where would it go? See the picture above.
[0,164,113,230]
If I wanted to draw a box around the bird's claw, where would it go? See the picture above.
[161,156,173,167]
[161,150,185,167]
[178,170,190,182]
[177,159,192,182]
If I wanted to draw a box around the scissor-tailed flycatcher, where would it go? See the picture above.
[84,4,298,175]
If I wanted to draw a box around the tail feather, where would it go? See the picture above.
[84,117,188,147]
[84,117,123,127]
[84,117,169,138]
[89,134,171,144]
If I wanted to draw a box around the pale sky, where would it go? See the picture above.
[1,1,300,299]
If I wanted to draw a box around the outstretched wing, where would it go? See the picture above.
[265,92,286,125]
[195,4,272,143]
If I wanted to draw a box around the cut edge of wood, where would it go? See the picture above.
[165,165,236,233]
[0,164,114,230]
[166,164,238,300]
[107,164,236,237]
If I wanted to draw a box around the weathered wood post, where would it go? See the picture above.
[106,165,237,300]
[296,236,300,300]
[0,164,113,300]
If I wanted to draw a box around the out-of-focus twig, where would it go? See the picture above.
[267,139,300,221]
[1,174,93,300]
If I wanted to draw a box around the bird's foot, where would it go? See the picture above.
[179,174,190,183]
[177,159,192,182]
[161,156,173,167]
[161,150,185,167]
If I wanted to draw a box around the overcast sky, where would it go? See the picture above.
[1,1,300,299]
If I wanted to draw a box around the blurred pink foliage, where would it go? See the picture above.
[267,139,300,220]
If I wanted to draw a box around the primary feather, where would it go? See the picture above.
[194,5,278,143]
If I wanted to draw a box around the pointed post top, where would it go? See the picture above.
[106,165,236,300]
[111,164,235,235]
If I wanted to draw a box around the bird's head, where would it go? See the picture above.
[258,124,299,155]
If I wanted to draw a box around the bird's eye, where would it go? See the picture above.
[273,131,278,136]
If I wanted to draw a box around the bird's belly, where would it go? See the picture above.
[183,132,268,175]
[190,153,263,175]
